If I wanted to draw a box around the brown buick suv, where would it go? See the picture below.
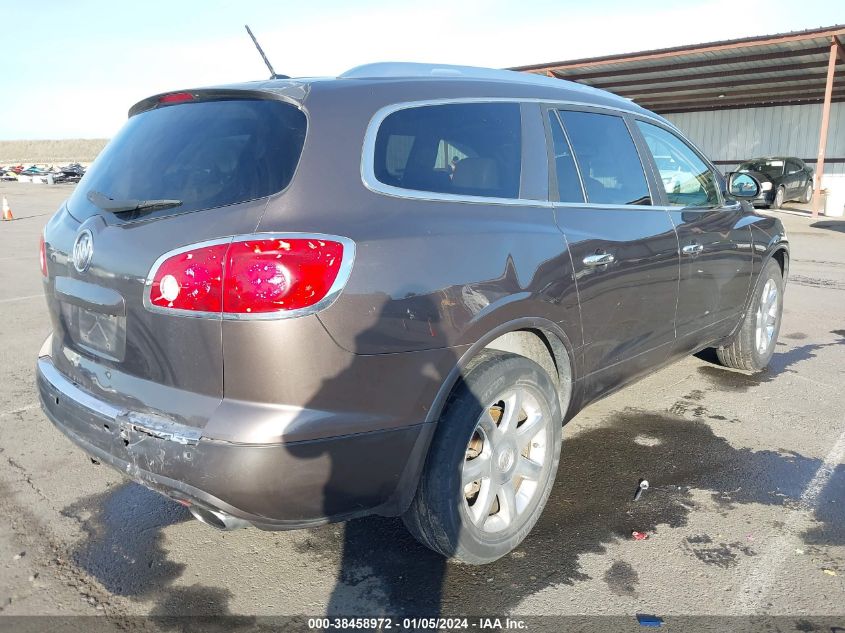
[37,63,787,563]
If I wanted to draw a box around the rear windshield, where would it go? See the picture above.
[373,102,522,199]
[68,99,306,218]
[738,160,784,179]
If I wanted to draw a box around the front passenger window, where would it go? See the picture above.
[558,110,651,206]
[636,121,720,208]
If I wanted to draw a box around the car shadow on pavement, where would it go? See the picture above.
[695,330,845,391]
[61,483,191,596]
[287,311,839,618]
[63,482,257,627]
[62,403,830,619]
[300,407,826,616]
[810,220,845,234]
[60,321,842,619]
[286,296,458,618]
[149,585,257,631]
[302,325,844,617]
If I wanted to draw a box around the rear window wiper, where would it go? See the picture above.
[87,190,182,213]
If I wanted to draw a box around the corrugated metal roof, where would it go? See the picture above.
[511,25,845,114]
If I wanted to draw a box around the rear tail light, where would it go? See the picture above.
[39,233,47,277]
[148,243,228,314]
[145,234,354,319]
[224,238,345,314]
[158,92,195,104]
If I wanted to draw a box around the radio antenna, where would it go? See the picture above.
[244,24,289,79]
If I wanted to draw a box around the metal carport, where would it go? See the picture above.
[512,25,845,216]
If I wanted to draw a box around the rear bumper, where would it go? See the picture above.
[37,355,432,529]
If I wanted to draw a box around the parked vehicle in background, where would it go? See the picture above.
[737,157,814,209]
[0,163,86,183]
[58,163,86,183]
[37,63,787,564]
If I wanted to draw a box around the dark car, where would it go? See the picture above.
[737,156,814,209]
[36,63,787,564]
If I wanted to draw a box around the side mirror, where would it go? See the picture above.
[727,172,760,199]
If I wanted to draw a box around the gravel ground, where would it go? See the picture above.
[0,181,843,632]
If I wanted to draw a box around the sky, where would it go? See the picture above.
[2,0,843,140]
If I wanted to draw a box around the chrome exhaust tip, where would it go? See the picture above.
[189,504,250,531]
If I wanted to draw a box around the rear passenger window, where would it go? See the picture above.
[374,103,521,199]
[558,110,651,206]
[636,121,720,208]
[548,111,584,203]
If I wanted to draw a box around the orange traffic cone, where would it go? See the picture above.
[1,196,13,221]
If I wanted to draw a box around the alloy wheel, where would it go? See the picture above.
[461,386,552,534]
[755,279,779,355]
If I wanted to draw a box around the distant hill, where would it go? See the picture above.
[0,139,108,164]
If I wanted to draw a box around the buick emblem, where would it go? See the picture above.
[72,229,94,273]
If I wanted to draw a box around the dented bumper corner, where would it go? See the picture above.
[36,356,430,528]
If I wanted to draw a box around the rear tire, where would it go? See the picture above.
[402,351,562,564]
[772,186,785,209]
[716,258,783,372]
[802,182,813,204]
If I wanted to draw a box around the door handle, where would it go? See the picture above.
[583,252,615,267]
[682,243,704,255]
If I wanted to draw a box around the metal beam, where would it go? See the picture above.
[633,92,845,113]
[711,158,845,166]
[584,60,838,90]
[650,94,845,115]
[636,85,845,107]
[618,70,835,98]
[642,93,845,111]
[812,41,839,216]
[518,26,845,73]
[544,46,833,81]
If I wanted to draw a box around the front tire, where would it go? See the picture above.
[402,351,562,564]
[716,258,783,372]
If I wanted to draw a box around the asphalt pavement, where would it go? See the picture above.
[0,181,843,632]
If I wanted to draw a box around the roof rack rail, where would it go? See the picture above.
[340,62,576,87]
[337,62,631,104]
